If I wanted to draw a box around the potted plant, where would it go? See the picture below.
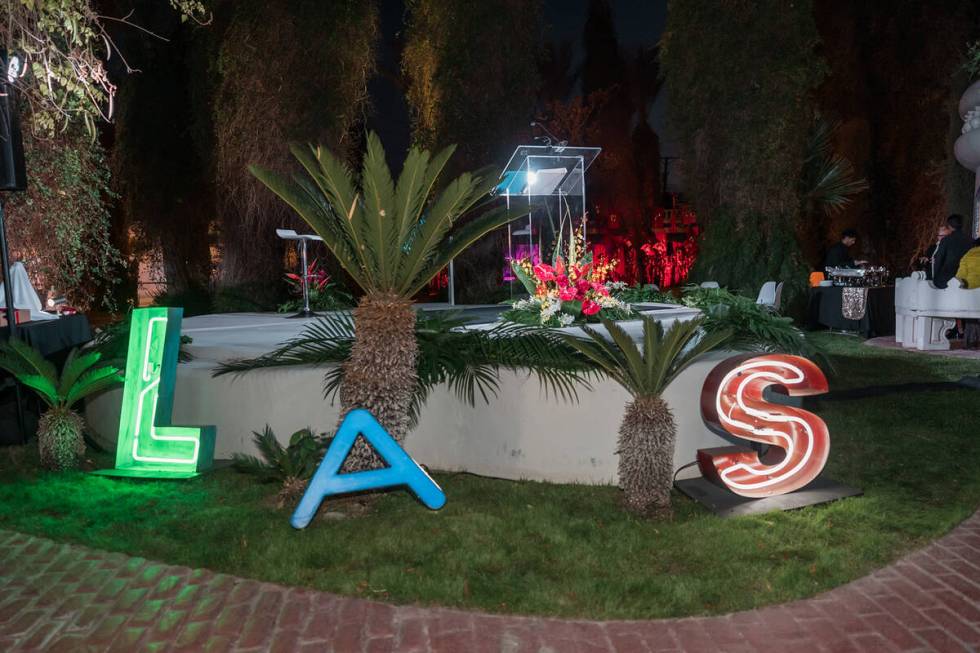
[0,340,123,470]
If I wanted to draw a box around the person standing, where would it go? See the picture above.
[932,214,973,289]
[824,229,867,269]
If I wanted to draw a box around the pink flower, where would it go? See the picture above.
[582,299,601,316]
[558,286,578,301]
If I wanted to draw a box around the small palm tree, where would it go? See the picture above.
[561,317,730,517]
[0,340,123,470]
[232,426,332,508]
[250,133,523,470]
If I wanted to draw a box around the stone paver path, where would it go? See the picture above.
[0,513,979,652]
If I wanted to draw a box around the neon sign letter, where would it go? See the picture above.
[699,354,829,498]
[106,307,215,478]
[292,409,445,529]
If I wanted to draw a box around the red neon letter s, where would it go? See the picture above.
[699,354,830,498]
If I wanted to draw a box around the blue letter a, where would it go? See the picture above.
[290,409,446,528]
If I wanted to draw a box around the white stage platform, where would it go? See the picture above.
[85,308,733,485]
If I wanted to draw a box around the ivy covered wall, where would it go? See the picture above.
[813,1,980,271]
[212,0,379,285]
[5,132,122,310]
[661,0,826,311]
[663,0,980,307]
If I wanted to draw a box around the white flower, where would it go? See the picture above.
[598,295,629,311]
[607,281,627,291]
[540,300,560,324]
[557,313,574,327]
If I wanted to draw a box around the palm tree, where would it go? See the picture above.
[250,133,524,470]
[561,317,730,517]
[0,340,123,470]
[800,119,868,216]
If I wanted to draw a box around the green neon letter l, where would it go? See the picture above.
[113,307,215,477]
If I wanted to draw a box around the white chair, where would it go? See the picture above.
[755,281,784,312]
[700,281,720,289]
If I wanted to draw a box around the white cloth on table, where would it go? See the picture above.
[0,261,58,321]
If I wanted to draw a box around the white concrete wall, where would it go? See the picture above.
[85,352,733,485]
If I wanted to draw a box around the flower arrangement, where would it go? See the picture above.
[503,225,632,327]
[277,260,354,313]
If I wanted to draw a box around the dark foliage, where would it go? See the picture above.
[232,426,332,484]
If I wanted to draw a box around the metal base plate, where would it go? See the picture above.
[90,467,203,480]
[675,475,862,518]
[89,460,230,480]
[286,309,320,319]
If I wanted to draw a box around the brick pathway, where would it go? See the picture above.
[0,513,978,652]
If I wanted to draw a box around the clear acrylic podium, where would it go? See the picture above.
[493,145,601,291]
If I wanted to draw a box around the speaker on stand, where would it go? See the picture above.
[0,49,30,443]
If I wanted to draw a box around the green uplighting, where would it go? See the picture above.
[94,307,215,479]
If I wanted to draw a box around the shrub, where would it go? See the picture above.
[232,426,332,507]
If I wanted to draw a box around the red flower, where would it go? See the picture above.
[558,286,578,301]
[533,263,556,282]
[582,299,601,316]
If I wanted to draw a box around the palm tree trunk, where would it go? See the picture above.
[338,292,418,472]
[618,395,676,517]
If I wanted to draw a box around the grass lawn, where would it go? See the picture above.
[0,333,978,620]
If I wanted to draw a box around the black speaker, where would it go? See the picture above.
[0,50,27,192]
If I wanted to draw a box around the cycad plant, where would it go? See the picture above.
[216,311,596,432]
[232,426,332,507]
[0,340,123,470]
[250,133,523,470]
[561,317,730,517]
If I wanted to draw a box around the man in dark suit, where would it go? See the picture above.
[824,229,867,269]
[932,214,973,289]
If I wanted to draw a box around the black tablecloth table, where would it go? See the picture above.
[807,286,895,337]
[0,314,92,444]
[0,314,93,357]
